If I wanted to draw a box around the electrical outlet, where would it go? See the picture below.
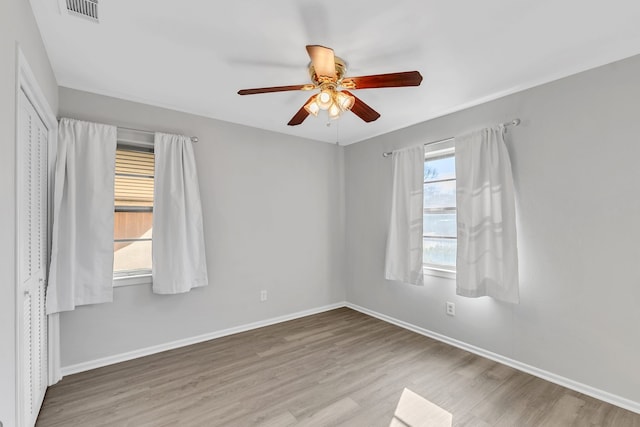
[446,302,455,316]
[260,290,267,302]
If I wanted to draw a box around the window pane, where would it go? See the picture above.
[424,155,455,182]
[114,211,153,240]
[423,237,457,267]
[424,181,456,208]
[114,240,152,274]
[114,145,154,277]
[424,213,456,238]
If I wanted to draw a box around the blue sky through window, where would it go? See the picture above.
[424,155,455,182]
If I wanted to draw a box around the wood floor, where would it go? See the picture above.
[37,308,640,426]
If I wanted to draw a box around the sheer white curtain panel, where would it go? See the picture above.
[46,118,117,314]
[385,145,425,286]
[152,132,208,294]
[455,127,519,303]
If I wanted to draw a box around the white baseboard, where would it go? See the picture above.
[346,303,640,415]
[61,302,347,377]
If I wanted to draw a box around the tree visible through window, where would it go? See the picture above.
[113,146,154,277]
[423,150,456,271]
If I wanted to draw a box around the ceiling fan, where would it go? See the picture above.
[237,45,423,126]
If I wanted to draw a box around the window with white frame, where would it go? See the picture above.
[113,145,154,278]
[423,144,456,273]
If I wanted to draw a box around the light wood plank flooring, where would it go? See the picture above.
[37,308,640,426]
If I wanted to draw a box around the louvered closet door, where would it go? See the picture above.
[18,88,49,427]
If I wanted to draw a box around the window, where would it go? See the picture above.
[423,144,456,275]
[113,145,154,279]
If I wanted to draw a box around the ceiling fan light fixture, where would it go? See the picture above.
[335,91,355,111]
[304,97,320,116]
[317,89,333,110]
[328,102,341,120]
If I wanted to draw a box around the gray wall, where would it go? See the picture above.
[344,54,640,404]
[0,0,58,424]
[57,88,346,367]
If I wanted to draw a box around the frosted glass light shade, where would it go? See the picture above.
[328,102,341,120]
[335,91,355,111]
[304,98,320,116]
[317,90,333,110]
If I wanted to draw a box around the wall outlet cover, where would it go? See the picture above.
[446,302,455,316]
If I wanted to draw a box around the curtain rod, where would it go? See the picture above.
[119,126,199,143]
[382,118,520,158]
[57,118,198,143]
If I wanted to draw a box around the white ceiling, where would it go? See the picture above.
[30,0,640,145]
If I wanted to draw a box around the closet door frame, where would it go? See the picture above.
[15,46,58,427]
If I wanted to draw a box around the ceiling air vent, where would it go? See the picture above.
[65,0,99,22]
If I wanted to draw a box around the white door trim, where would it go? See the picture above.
[15,45,59,427]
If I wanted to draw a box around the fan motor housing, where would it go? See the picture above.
[309,56,347,86]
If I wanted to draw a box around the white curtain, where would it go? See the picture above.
[152,132,208,294]
[46,118,117,314]
[455,127,519,303]
[385,145,425,286]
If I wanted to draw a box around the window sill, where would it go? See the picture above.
[423,266,456,280]
[113,273,152,288]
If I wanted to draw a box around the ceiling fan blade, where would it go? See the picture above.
[342,91,381,123]
[238,84,311,95]
[306,45,336,79]
[287,95,316,126]
[342,71,423,90]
